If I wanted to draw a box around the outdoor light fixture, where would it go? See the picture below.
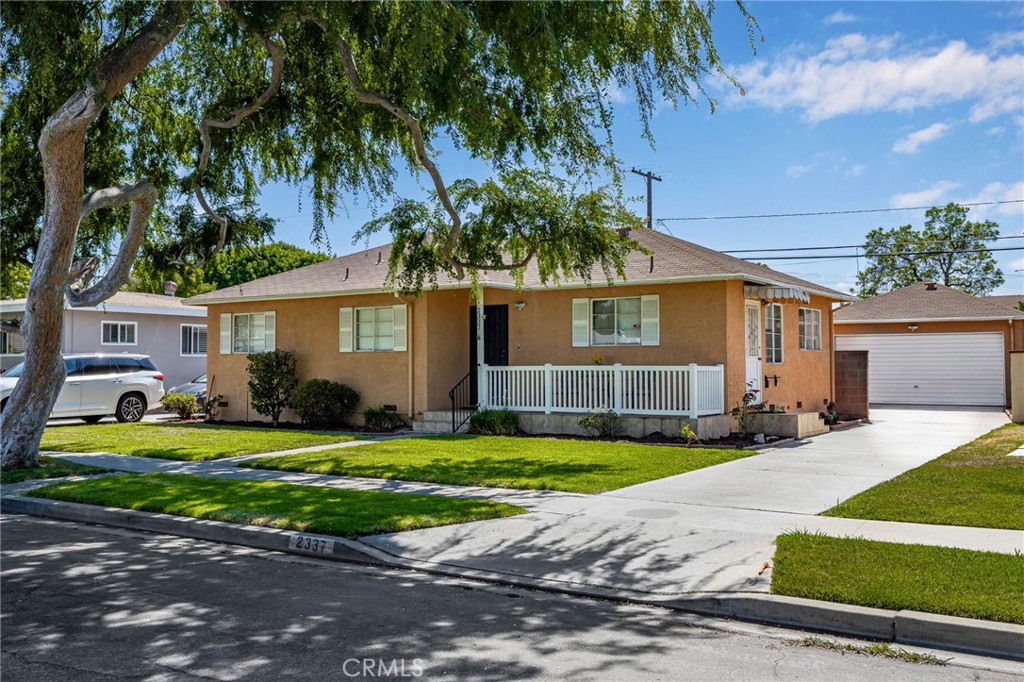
[514,302,527,311]
[908,324,919,331]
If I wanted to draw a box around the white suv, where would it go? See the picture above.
[0,354,165,423]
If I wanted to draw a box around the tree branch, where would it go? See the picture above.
[66,182,158,307]
[192,1,288,263]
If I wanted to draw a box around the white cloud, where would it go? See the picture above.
[892,122,952,154]
[956,181,1024,218]
[730,35,1024,122]
[787,163,814,178]
[824,10,859,25]
[890,180,960,208]
[990,31,1024,51]
[846,163,867,178]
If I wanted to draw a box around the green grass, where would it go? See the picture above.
[0,456,112,484]
[823,423,1024,530]
[40,423,359,461]
[29,473,525,538]
[772,531,1024,624]
[240,435,755,494]
[794,637,949,666]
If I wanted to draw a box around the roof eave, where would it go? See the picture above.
[835,316,1021,324]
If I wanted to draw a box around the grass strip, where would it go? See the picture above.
[1,456,112,484]
[823,423,1024,530]
[40,423,358,461]
[241,435,754,494]
[772,531,1024,624]
[29,473,525,537]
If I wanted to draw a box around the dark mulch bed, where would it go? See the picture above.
[196,419,406,435]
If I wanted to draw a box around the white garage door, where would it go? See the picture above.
[835,332,1005,406]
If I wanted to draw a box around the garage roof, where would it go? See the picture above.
[835,282,1024,323]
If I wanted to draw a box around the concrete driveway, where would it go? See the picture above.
[360,407,1016,595]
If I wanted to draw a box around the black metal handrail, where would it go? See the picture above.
[448,370,477,433]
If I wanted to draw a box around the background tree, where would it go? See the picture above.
[0,1,758,467]
[854,203,1005,298]
[0,261,31,299]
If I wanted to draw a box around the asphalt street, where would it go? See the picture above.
[2,515,1021,682]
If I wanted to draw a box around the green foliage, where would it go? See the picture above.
[730,380,761,435]
[246,350,299,425]
[854,203,1004,297]
[290,378,359,428]
[40,423,356,461]
[30,473,525,538]
[0,261,31,299]
[679,423,699,445]
[468,409,519,436]
[204,243,330,290]
[578,407,621,439]
[162,393,199,420]
[773,531,1024,624]
[362,405,405,432]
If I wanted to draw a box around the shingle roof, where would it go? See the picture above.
[0,290,198,313]
[185,229,853,305]
[982,294,1024,311]
[834,282,1024,322]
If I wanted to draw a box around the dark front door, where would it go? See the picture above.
[469,304,509,403]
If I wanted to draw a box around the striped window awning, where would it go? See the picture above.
[743,285,811,303]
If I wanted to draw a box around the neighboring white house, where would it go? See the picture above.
[1,290,207,390]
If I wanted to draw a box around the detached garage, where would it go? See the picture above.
[835,283,1024,408]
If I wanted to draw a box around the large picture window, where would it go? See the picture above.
[798,308,821,351]
[101,321,137,346]
[591,297,642,346]
[181,324,208,356]
[765,304,783,364]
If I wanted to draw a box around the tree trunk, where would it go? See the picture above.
[0,2,190,469]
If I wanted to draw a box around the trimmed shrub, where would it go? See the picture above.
[163,393,199,420]
[363,405,405,431]
[469,408,519,436]
[579,407,620,438]
[246,350,299,425]
[290,379,360,428]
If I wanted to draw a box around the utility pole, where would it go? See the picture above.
[630,167,662,230]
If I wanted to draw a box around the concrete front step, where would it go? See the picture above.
[413,411,471,434]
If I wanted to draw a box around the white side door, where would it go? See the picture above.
[79,358,119,415]
[744,301,762,396]
[50,358,83,417]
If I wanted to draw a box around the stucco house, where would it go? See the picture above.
[185,229,852,436]
[835,282,1024,407]
[0,290,207,390]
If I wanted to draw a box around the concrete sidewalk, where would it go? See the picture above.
[35,406,1022,596]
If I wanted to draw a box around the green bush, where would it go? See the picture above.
[290,379,360,428]
[469,408,519,436]
[363,405,405,431]
[246,350,299,425]
[579,407,620,438]
[163,393,199,420]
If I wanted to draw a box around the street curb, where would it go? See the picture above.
[4,494,1022,661]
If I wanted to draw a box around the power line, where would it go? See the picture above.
[746,246,1023,262]
[657,199,1024,222]
[723,234,1023,255]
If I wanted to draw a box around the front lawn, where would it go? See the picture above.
[29,473,524,538]
[823,423,1024,530]
[40,423,358,461]
[1,456,112,484]
[772,531,1024,624]
[241,435,754,494]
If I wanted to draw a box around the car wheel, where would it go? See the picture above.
[115,393,146,423]
[81,415,103,424]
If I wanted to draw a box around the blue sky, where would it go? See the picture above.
[259,1,1024,296]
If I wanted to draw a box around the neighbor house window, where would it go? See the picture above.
[181,324,208,356]
[591,297,642,346]
[765,304,783,364]
[223,312,275,354]
[798,308,821,351]
[339,305,407,353]
[0,329,24,354]
[101,321,137,346]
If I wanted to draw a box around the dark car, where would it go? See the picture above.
[165,373,207,408]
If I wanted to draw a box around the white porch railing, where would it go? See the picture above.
[482,363,725,418]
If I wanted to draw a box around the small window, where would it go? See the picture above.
[356,307,395,351]
[799,308,821,351]
[82,357,115,376]
[101,321,137,346]
[0,330,25,354]
[591,297,642,346]
[181,324,208,356]
[765,304,783,364]
[233,313,267,353]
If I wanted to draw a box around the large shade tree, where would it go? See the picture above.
[0,0,758,467]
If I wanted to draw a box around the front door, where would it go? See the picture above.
[469,304,509,403]
[744,301,762,398]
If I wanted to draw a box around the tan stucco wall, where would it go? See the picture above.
[205,279,838,423]
[205,294,420,423]
[835,318,1022,406]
